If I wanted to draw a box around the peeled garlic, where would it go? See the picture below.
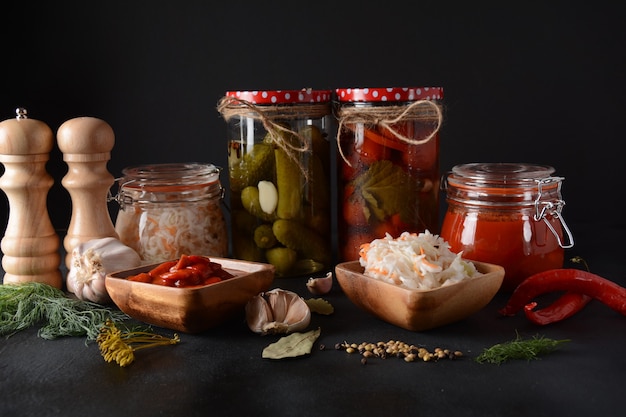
[66,237,143,304]
[245,288,311,335]
[306,271,333,295]
[258,180,278,214]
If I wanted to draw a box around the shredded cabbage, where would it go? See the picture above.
[115,201,228,263]
[358,230,482,290]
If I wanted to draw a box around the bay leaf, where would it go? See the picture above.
[262,327,321,359]
[305,298,334,315]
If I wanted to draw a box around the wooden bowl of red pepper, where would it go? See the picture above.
[335,260,504,331]
[106,255,275,333]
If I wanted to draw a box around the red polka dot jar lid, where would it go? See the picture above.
[335,87,444,103]
[225,89,332,105]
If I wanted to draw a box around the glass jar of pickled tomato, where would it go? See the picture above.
[440,162,574,292]
[112,162,228,263]
[335,87,444,261]
[217,89,333,277]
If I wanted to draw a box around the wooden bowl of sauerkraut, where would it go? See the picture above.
[335,231,505,331]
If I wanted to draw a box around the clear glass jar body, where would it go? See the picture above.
[220,90,333,277]
[114,163,228,263]
[335,87,443,262]
[440,163,570,292]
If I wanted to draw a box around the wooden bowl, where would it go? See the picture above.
[335,260,504,331]
[106,258,275,333]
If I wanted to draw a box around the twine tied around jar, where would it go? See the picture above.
[217,96,331,182]
[335,99,443,167]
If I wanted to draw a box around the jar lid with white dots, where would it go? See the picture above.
[224,88,332,105]
[335,87,444,103]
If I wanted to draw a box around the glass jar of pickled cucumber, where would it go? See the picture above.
[217,89,333,277]
[112,162,228,263]
[334,87,443,262]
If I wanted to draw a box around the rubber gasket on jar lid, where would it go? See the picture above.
[335,87,444,103]
[225,89,332,104]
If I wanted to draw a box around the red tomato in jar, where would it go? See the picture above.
[401,126,439,171]
[356,134,391,165]
[342,185,368,227]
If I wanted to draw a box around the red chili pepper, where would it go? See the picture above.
[203,276,223,285]
[522,291,592,325]
[499,269,626,320]
[158,268,198,287]
[127,272,152,283]
[185,255,212,265]
[174,254,192,270]
[148,260,177,278]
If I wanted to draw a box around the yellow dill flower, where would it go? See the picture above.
[97,320,180,367]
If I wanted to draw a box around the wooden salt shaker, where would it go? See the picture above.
[0,108,62,287]
[57,116,118,269]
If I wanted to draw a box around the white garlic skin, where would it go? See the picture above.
[66,237,142,304]
[306,272,333,295]
[246,288,311,335]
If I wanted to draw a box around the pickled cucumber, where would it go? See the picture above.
[265,246,298,276]
[300,125,330,172]
[232,231,265,262]
[229,142,275,192]
[240,186,277,222]
[254,224,277,249]
[305,153,330,209]
[272,219,331,265]
[231,209,257,232]
[275,148,302,219]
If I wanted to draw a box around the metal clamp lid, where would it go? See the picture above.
[533,177,574,249]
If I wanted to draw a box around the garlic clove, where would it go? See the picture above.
[245,288,311,335]
[258,180,278,214]
[306,272,333,295]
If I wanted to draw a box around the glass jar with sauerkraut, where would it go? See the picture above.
[113,163,228,263]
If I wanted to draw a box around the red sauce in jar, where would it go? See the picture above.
[440,163,573,292]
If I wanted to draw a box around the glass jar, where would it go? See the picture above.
[217,89,333,277]
[334,87,443,262]
[440,162,574,292]
[113,162,228,263]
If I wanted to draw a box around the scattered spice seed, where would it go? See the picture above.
[336,340,463,363]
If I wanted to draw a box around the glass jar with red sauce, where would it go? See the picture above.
[440,163,574,292]
[334,87,444,261]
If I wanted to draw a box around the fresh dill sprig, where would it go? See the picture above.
[97,320,180,367]
[475,332,570,365]
[0,282,128,340]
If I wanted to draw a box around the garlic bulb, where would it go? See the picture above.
[66,237,142,304]
[245,288,311,335]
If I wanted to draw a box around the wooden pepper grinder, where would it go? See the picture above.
[57,116,118,269]
[0,108,62,288]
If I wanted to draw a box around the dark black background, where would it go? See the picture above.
[1,1,624,236]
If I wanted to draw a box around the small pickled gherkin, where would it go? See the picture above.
[272,219,332,266]
[228,143,275,193]
[274,148,302,220]
[254,224,277,249]
[265,247,298,276]
[240,186,277,222]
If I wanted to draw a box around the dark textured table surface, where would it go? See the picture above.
[1,223,624,417]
